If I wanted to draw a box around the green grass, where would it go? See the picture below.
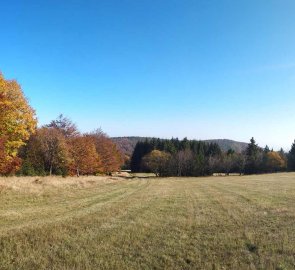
[1,173,295,269]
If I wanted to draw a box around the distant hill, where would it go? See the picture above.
[112,137,248,157]
[203,139,248,153]
[111,137,147,157]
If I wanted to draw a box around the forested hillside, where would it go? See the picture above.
[111,137,147,158]
[112,137,248,158]
[204,139,248,152]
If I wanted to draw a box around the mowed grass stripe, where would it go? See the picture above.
[0,179,150,233]
[196,176,295,269]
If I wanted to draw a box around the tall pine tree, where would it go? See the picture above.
[287,140,295,171]
[245,137,262,174]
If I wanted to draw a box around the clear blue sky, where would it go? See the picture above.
[1,0,295,150]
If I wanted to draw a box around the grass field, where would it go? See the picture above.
[0,173,295,270]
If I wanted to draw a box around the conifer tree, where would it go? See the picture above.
[264,145,270,153]
[245,137,262,174]
[287,141,295,171]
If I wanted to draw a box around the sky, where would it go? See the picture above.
[1,0,295,150]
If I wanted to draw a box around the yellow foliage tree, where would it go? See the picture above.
[0,73,36,173]
[266,151,286,172]
[142,150,171,176]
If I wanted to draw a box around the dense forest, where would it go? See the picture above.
[131,138,221,176]
[130,137,295,176]
[1,72,295,177]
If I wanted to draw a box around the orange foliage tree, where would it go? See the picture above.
[21,127,70,176]
[0,137,21,174]
[69,136,102,176]
[88,129,123,174]
[0,73,36,174]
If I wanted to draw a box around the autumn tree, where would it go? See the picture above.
[265,151,286,172]
[19,115,79,176]
[20,127,70,176]
[18,134,45,176]
[46,114,79,138]
[39,127,70,175]
[88,129,123,173]
[142,150,171,176]
[0,73,36,174]
[0,137,21,174]
[0,138,6,171]
[69,136,102,176]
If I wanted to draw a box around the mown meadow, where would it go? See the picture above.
[0,173,295,269]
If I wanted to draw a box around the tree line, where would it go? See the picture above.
[131,138,222,176]
[1,71,295,177]
[131,137,295,176]
[18,115,123,176]
[0,73,123,176]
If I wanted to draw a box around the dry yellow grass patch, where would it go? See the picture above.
[0,175,122,194]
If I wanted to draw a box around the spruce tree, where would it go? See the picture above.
[287,141,295,171]
[245,137,261,174]
[262,145,270,172]
[264,145,270,153]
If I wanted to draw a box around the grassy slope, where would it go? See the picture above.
[0,174,295,270]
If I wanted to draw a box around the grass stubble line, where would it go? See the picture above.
[0,174,295,269]
[0,178,150,233]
